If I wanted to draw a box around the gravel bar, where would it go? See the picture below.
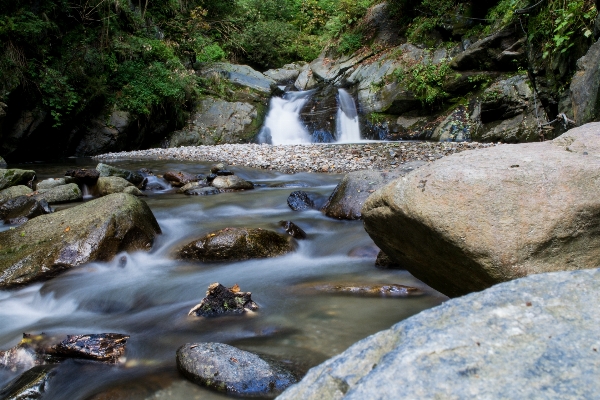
[95,142,501,174]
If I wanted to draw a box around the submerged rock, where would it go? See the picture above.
[287,191,315,211]
[178,227,294,262]
[279,221,307,240]
[0,195,52,224]
[164,171,197,187]
[0,365,58,399]
[211,175,253,190]
[0,193,161,288]
[322,162,425,220]
[278,268,600,399]
[186,187,220,196]
[65,168,100,185]
[96,163,144,185]
[296,282,422,297]
[176,342,297,397]
[34,183,82,204]
[362,124,600,297]
[0,169,36,191]
[188,283,258,317]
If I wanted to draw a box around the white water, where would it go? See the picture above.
[258,91,313,144]
[259,88,362,144]
[336,88,361,143]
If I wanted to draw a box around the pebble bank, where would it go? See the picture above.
[95,142,500,174]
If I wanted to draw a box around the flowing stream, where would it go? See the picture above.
[0,158,446,399]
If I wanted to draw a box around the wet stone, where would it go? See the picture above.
[164,171,197,187]
[176,342,297,398]
[279,220,307,240]
[188,283,258,317]
[95,163,144,185]
[65,168,100,185]
[287,191,315,211]
[211,175,254,190]
[0,195,52,224]
[178,227,294,262]
[185,187,220,196]
[0,365,58,400]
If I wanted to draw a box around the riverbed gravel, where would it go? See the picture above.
[95,142,501,174]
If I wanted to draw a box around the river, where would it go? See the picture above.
[0,158,446,399]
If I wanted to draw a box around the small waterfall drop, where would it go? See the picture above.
[81,184,93,199]
[336,88,361,143]
[258,90,314,145]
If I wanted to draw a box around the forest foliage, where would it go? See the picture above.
[0,0,596,128]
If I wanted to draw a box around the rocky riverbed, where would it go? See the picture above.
[95,142,500,174]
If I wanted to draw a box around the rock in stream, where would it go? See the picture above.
[188,283,258,317]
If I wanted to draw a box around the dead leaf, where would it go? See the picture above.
[64,226,71,233]
[231,284,240,293]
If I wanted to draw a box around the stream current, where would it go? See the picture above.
[0,158,446,399]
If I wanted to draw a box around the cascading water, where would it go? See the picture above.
[258,88,361,144]
[336,88,361,143]
[258,90,314,144]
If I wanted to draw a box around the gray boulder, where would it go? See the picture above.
[0,168,36,191]
[197,62,276,94]
[211,175,254,190]
[168,97,262,146]
[0,185,32,203]
[96,163,144,185]
[177,343,297,397]
[178,227,294,262]
[362,123,600,297]
[322,162,425,220]
[264,63,306,83]
[36,178,67,190]
[0,193,161,288]
[569,38,600,125]
[96,176,134,196]
[277,268,600,399]
[0,156,6,168]
[471,75,549,143]
[186,187,220,196]
[34,183,82,204]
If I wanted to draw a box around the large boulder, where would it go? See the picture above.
[36,178,67,191]
[177,342,297,397]
[362,123,600,297]
[168,97,263,146]
[0,168,36,191]
[74,110,132,156]
[65,168,100,185]
[264,62,307,84]
[197,62,276,94]
[0,193,161,288]
[277,268,600,399]
[322,162,425,220]
[34,183,82,204]
[178,227,294,262]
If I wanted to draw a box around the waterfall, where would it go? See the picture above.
[258,90,314,145]
[81,184,93,199]
[336,88,361,143]
[257,88,361,144]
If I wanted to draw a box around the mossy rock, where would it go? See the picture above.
[0,169,36,191]
[178,228,294,262]
[96,176,134,196]
[35,183,82,204]
[0,185,32,203]
[0,193,161,288]
[96,163,144,185]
